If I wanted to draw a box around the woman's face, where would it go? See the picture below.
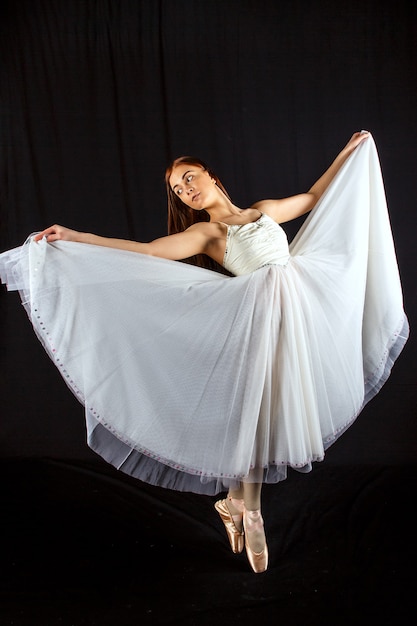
[169,164,217,210]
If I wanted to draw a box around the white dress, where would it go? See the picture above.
[0,137,409,495]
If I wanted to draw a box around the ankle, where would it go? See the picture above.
[243,509,264,532]
[227,496,245,514]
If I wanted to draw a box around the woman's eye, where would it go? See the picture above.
[186,175,193,182]
[177,188,182,195]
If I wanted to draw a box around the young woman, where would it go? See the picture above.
[0,132,408,573]
[35,133,367,267]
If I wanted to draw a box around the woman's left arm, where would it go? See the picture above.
[253,131,370,223]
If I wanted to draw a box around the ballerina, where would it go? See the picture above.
[0,131,408,573]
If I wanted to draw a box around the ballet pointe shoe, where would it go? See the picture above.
[243,508,268,573]
[214,498,245,554]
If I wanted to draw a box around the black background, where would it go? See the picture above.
[0,1,416,624]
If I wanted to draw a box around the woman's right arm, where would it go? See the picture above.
[33,222,213,261]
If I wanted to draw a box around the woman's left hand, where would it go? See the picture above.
[344,130,370,154]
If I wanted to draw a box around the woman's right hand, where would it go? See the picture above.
[33,224,82,243]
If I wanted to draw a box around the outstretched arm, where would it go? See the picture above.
[253,131,370,223]
[33,222,213,261]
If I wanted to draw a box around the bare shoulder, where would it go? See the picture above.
[186,221,227,263]
[252,199,281,219]
[252,194,314,224]
[187,221,225,238]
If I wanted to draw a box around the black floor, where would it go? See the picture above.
[1,457,416,626]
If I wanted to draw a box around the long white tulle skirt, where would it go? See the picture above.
[0,137,409,494]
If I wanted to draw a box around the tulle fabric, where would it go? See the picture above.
[0,137,408,495]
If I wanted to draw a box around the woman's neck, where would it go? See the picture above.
[205,199,243,222]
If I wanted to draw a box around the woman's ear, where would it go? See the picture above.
[203,169,216,184]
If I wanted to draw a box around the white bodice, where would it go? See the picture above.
[222,213,290,276]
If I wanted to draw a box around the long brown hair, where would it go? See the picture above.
[165,156,233,274]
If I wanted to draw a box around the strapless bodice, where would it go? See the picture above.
[222,213,290,275]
